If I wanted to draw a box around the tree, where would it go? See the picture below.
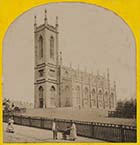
[115,98,136,118]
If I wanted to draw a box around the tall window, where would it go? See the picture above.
[98,90,103,108]
[39,86,44,108]
[91,89,96,106]
[85,87,88,99]
[84,87,88,107]
[65,86,71,107]
[76,86,80,105]
[50,86,56,107]
[39,36,43,58]
[38,69,44,77]
[99,90,102,95]
[50,36,54,59]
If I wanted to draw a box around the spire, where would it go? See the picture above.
[56,16,58,27]
[107,67,110,90]
[44,9,47,25]
[107,67,110,80]
[34,15,37,28]
[114,81,116,90]
[114,80,117,107]
[55,16,59,31]
[60,51,62,65]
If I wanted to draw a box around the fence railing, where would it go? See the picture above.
[3,113,136,142]
[108,111,136,118]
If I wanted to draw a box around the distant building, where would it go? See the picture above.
[34,10,117,110]
[10,100,33,109]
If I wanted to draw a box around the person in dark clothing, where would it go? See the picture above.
[62,126,71,140]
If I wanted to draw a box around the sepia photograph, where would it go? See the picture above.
[2,2,136,143]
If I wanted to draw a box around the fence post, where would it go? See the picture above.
[29,116,32,126]
[120,125,125,142]
[91,122,95,138]
[40,117,44,128]
[20,115,22,125]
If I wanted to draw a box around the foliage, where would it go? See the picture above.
[115,98,136,118]
[3,99,21,114]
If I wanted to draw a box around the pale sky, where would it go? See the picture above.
[3,3,136,103]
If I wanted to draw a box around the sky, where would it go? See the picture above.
[3,3,136,103]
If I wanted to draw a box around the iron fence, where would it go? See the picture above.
[3,113,136,142]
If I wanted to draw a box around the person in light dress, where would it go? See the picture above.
[52,118,58,140]
[69,120,77,141]
[6,118,14,133]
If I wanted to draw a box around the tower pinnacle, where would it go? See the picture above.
[56,16,58,25]
[114,81,116,90]
[107,67,110,80]
[60,51,62,65]
[34,15,37,28]
[56,16,58,31]
[44,9,47,25]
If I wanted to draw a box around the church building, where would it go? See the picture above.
[34,10,117,111]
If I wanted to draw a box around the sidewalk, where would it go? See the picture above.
[3,123,105,143]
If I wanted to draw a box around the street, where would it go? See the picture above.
[3,123,105,143]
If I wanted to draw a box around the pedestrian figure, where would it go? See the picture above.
[6,118,14,133]
[62,126,71,140]
[52,118,58,140]
[69,120,77,141]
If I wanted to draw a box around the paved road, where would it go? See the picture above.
[3,123,105,143]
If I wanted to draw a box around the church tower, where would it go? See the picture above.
[34,10,60,108]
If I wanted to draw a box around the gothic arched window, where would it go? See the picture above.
[83,87,88,107]
[85,87,88,99]
[99,90,102,95]
[50,36,54,59]
[91,88,96,106]
[39,86,44,108]
[65,86,71,107]
[50,86,56,107]
[98,89,103,108]
[92,89,96,96]
[39,36,43,58]
[76,86,80,105]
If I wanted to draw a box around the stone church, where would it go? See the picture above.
[34,10,117,110]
